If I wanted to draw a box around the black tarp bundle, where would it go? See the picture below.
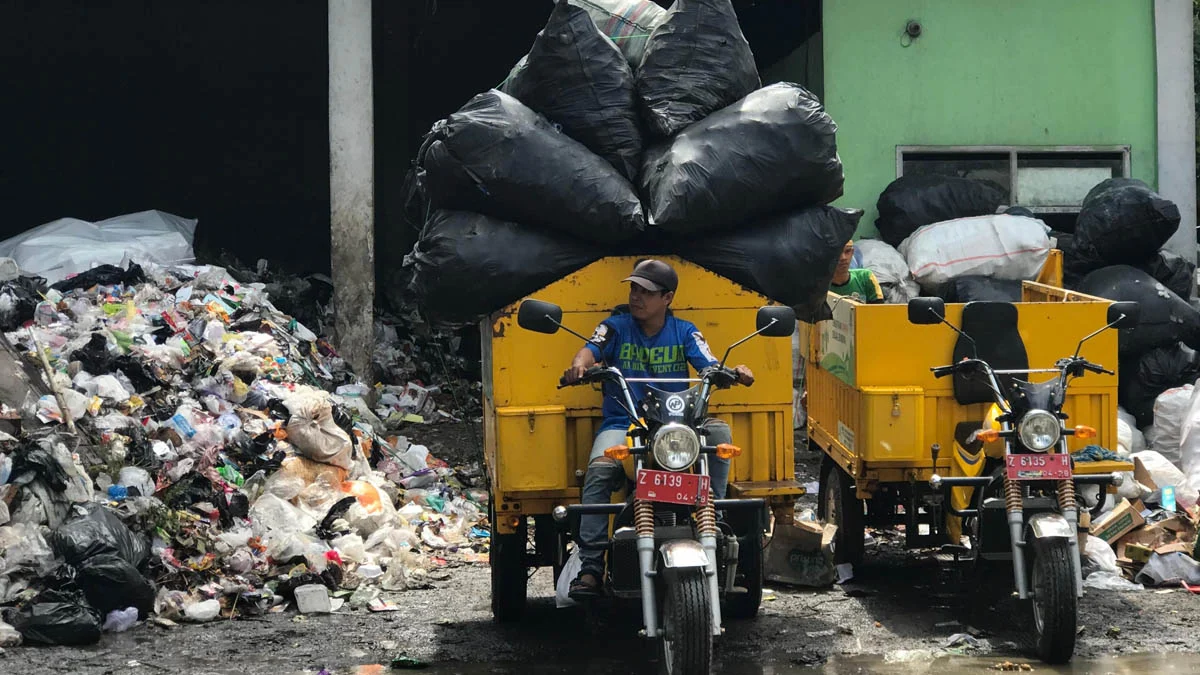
[1067,178,1181,277]
[874,174,1008,248]
[1074,265,1200,358]
[1119,344,1200,428]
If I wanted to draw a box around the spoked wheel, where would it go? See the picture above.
[1030,538,1078,663]
[817,455,864,566]
[660,572,712,675]
[490,504,528,623]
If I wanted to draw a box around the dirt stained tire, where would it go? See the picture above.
[490,503,529,623]
[817,454,865,566]
[660,572,713,675]
[723,520,764,620]
[1030,538,1078,664]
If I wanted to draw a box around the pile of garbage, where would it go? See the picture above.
[401,0,856,324]
[0,260,490,647]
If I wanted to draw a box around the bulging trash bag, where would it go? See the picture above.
[1146,387,1193,468]
[641,83,843,233]
[900,215,1051,291]
[1118,344,1200,428]
[874,174,1008,248]
[568,0,667,67]
[1068,178,1181,276]
[939,276,1024,303]
[11,588,103,646]
[501,2,642,179]
[1074,265,1200,358]
[419,90,645,243]
[854,239,918,304]
[76,553,156,618]
[405,211,600,323]
[50,503,149,568]
[1138,250,1196,300]
[636,0,760,138]
[1117,407,1147,456]
[675,206,863,323]
[284,394,353,470]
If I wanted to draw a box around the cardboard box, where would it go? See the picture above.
[1123,543,1154,564]
[1091,499,1147,544]
[1133,458,1159,491]
[1154,541,1193,557]
[764,519,837,588]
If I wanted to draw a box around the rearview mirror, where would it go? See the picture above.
[756,306,797,338]
[907,297,946,325]
[1107,301,1139,329]
[517,299,563,335]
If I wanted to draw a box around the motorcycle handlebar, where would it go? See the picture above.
[558,366,607,389]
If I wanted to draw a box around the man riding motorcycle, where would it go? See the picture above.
[562,259,755,599]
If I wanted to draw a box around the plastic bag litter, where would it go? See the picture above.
[1082,570,1143,592]
[419,90,644,243]
[1083,535,1119,575]
[183,599,221,623]
[404,210,601,323]
[636,0,760,138]
[1139,250,1196,300]
[0,618,21,647]
[874,174,1007,248]
[1117,408,1146,456]
[675,206,863,323]
[0,210,196,284]
[1073,265,1200,358]
[1068,178,1181,276]
[1146,387,1192,467]
[1119,346,1200,428]
[567,0,666,67]
[249,493,318,537]
[50,503,150,567]
[502,1,642,179]
[899,215,1051,291]
[1129,450,1197,508]
[0,523,56,576]
[37,390,89,423]
[11,588,103,645]
[640,83,843,234]
[102,607,139,633]
[556,548,585,609]
[1135,552,1200,587]
[285,394,353,470]
[76,552,156,618]
[1179,385,1200,475]
[854,239,919,304]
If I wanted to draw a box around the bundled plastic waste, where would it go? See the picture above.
[0,261,492,646]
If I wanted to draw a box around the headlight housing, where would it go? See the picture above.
[1018,410,1061,452]
[652,423,701,471]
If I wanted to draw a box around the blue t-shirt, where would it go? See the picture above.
[585,313,720,432]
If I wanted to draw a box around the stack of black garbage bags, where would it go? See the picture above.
[400,0,855,324]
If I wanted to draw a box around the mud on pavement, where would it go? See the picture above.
[4,426,1199,675]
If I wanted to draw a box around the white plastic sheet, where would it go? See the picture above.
[1147,386,1192,467]
[899,214,1051,290]
[855,238,919,304]
[0,210,196,284]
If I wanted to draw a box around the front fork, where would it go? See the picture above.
[1006,474,1083,600]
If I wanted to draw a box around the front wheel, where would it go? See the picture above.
[1030,538,1077,663]
[660,572,713,675]
[490,507,528,623]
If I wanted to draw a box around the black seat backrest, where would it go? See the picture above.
[953,302,1028,405]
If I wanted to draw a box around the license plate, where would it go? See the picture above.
[636,469,711,506]
[1005,453,1072,481]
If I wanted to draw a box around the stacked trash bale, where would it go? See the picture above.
[403,0,857,324]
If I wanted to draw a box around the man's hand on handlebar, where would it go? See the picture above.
[734,365,755,386]
[564,348,598,385]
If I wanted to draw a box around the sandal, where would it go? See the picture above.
[568,572,602,600]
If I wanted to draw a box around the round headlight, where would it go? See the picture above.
[1018,410,1061,452]
[652,423,700,471]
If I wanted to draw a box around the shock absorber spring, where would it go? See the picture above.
[695,489,718,537]
[1057,476,1077,512]
[1004,476,1022,512]
[635,499,655,537]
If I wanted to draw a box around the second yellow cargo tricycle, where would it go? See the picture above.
[805,281,1138,664]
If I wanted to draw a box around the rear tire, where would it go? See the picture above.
[817,455,865,566]
[490,506,528,623]
[660,572,713,675]
[723,526,764,620]
[1030,538,1077,664]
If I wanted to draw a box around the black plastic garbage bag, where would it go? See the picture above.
[405,210,601,323]
[0,275,47,330]
[674,206,863,322]
[420,90,644,243]
[1074,265,1200,358]
[50,503,150,568]
[1119,344,1200,428]
[874,174,1008,248]
[636,0,760,138]
[940,276,1023,303]
[1068,179,1181,276]
[11,588,103,646]
[501,2,642,179]
[50,263,145,292]
[75,552,156,618]
[1138,250,1196,300]
[640,83,843,234]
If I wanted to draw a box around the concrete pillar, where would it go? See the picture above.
[1154,0,1198,272]
[329,0,375,380]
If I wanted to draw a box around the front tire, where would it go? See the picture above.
[817,455,865,566]
[490,506,528,623]
[660,572,712,675]
[1030,538,1077,663]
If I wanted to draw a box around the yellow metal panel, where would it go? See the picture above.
[1035,249,1064,288]
[496,406,567,492]
[860,387,925,465]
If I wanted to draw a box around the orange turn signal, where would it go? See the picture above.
[716,443,743,460]
[604,445,631,460]
[976,429,1001,443]
[1074,425,1097,440]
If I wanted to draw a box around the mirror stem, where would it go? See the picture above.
[1073,317,1122,358]
[546,316,594,344]
[720,319,777,366]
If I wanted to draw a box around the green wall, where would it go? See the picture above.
[821,0,1159,238]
